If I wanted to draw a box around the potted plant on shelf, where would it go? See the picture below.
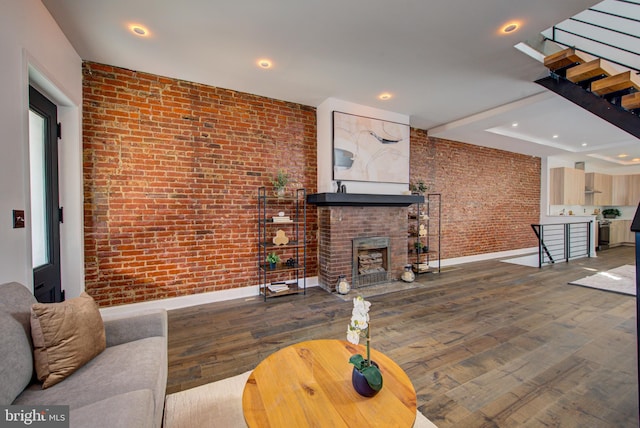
[602,208,621,219]
[410,180,429,194]
[414,241,428,254]
[266,252,280,270]
[272,169,289,197]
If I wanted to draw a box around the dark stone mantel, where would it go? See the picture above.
[307,192,424,207]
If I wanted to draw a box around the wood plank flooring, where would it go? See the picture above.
[167,246,639,427]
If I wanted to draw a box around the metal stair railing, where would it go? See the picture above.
[531,224,555,265]
[514,2,640,137]
[531,221,593,268]
[543,0,640,74]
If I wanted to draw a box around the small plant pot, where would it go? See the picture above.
[269,262,276,270]
[351,362,382,397]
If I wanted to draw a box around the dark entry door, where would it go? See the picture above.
[29,86,63,303]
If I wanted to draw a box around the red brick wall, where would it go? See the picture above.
[83,62,540,307]
[410,130,540,259]
[82,62,317,306]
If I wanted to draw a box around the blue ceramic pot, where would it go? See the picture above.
[351,362,381,397]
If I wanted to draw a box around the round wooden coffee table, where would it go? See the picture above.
[242,339,417,427]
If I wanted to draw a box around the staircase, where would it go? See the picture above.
[537,48,640,139]
[543,47,639,109]
[522,0,640,138]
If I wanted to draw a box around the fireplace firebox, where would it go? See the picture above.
[352,237,390,287]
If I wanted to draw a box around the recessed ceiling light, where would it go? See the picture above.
[552,134,559,139]
[129,24,149,37]
[632,158,640,162]
[501,22,520,34]
[581,142,588,147]
[378,93,392,101]
[618,153,628,158]
[511,122,518,127]
[257,59,273,69]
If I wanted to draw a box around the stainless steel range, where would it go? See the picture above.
[598,220,611,250]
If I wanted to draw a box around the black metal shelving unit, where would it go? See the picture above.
[409,193,441,274]
[257,187,306,300]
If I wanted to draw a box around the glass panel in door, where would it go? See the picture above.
[29,109,49,268]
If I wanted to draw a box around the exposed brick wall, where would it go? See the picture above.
[411,131,541,259]
[83,62,540,307]
[82,62,317,306]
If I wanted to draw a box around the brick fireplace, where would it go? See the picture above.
[308,193,422,292]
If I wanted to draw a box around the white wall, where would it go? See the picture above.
[0,0,84,297]
[316,98,411,194]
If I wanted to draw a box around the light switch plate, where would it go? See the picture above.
[13,210,25,228]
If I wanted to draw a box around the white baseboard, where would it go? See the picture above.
[99,277,319,317]
[99,247,538,317]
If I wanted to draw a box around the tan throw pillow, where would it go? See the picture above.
[30,292,106,389]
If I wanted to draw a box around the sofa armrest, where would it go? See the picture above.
[101,309,167,347]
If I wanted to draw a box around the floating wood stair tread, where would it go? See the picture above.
[566,58,618,83]
[591,71,640,96]
[543,48,587,71]
[622,92,640,110]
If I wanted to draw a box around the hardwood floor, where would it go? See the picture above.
[167,246,638,427]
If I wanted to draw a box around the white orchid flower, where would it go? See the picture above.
[346,327,360,345]
[347,295,372,345]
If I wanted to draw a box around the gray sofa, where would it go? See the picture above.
[0,282,167,428]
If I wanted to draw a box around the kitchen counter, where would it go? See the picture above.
[544,215,596,223]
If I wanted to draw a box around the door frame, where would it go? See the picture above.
[29,85,63,303]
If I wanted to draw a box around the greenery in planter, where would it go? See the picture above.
[414,241,428,253]
[410,180,429,194]
[272,170,289,192]
[602,208,621,218]
[266,252,281,267]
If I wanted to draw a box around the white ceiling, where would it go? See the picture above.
[41,0,640,174]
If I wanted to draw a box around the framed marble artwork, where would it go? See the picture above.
[332,111,410,184]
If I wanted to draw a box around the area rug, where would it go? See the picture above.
[164,370,438,428]
[568,264,636,296]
